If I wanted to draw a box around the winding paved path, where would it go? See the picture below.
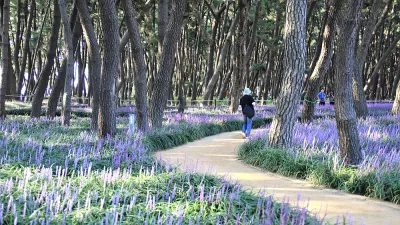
[154,131,400,225]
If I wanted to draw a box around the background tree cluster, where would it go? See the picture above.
[0,0,399,163]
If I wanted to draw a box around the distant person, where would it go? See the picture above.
[328,92,334,105]
[240,88,255,139]
[318,89,326,106]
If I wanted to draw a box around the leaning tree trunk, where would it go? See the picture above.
[243,0,261,86]
[229,0,247,114]
[149,0,186,128]
[46,5,81,119]
[204,2,226,91]
[31,0,61,118]
[122,0,149,132]
[353,0,388,118]
[98,0,119,137]
[334,0,363,165]
[203,13,239,104]
[268,0,307,148]
[301,0,340,122]
[0,0,10,120]
[76,0,101,131]
[392,77,400,115]
[17,0,35,96]
[59,0,73,126]
[364,34,400,94]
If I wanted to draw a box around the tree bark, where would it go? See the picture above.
[353,0,387,118]
[307,0,330,83]
[0,0,10,119]
[76,0,101,131]
[230,0,247,113]
[204,1,226,89]
[31,0,61,118]
[158,0,169,57]
[364,34,400,93]
[58,0,73,126]
[46,16,82,119]
[98,0,119,137]
[122,0,149,132]
[268,0,307,148]
[76,45,85,103]
[334,0,363,165]
[391,62,400,99]
[203,13,238,104]
[392,76,400,115]
[18,0,35,96]
[243,0,261,87]
[13,0,22,97]
[301,0,341,122]
[149,0,186,128]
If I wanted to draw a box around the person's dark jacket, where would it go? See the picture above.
[240,95,255,114]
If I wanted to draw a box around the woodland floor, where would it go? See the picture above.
[154,130,400,225]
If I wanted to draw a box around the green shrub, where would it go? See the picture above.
[145,118,273,152]
[238,141,400,204]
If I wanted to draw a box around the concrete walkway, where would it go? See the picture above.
[154,131,400,225]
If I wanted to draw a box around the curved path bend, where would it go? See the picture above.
[154,131,400,225]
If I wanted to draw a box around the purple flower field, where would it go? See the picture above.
[250,114,400,173]
[0,114,321,224]
[0,103,397,224]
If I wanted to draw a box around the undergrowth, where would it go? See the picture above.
[0,116,325,224]
[238,138,400,204]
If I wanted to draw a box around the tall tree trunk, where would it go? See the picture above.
[76,45,85,103]
[218,69,232,100]
[149,0,186,128]
[334,0,363,165]
[58,0,73,126]
[364,34,400,93]
[268,0,307,147]
[158,0,169,56]
[122,0,149,132]
[13,0,22,97]
[76,0,101,131]
[244,0,261,86]
[46,4,81,118]
[6,47,16,100]
[18,0,35,96]
[307,0,330,83]
[0,0,10,119]
[203,14,238,103]
[301,0,340,122]
[229,1,247,113]
[392,76,400,115]
[204,1,226,89]
[31,0,61,118]
[391,61,400,99]
[353,0,388,118]
[98,0,119,137]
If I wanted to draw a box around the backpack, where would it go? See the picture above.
[243,105,255,118]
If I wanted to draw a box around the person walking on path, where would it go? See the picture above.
[240,88,255,138]
[318,89,326,106]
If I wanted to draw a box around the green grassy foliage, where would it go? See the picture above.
[0,116,324,224]
[238,139,400,204]
[144,118,273,151]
